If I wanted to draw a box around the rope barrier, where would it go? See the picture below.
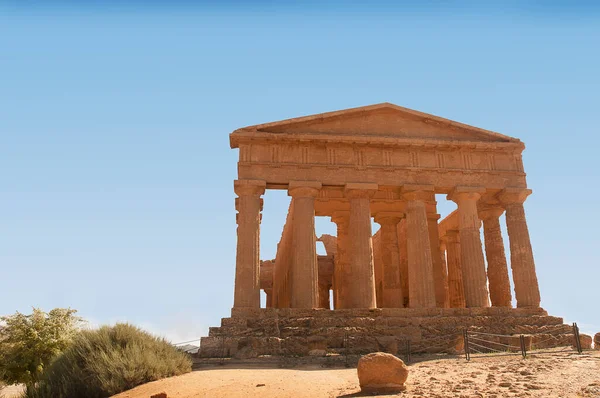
[172,339,200,346]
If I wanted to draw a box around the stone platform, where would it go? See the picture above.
[200,307,576,358]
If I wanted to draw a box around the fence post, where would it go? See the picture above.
[520,334,527,358]
[573,322,582,354]
[220,336,225,365]
[344,331,349,368]
[463,329,470,361]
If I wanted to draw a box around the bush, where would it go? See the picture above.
[25,323,192,398]
[0,308,83,385]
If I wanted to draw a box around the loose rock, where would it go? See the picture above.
[357,352,409,394]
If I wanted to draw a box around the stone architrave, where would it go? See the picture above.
[401,185,436,308]
[442,230,466,308]
[449,187,489,308]
[331,211,350,309]
[479,205,512,307]
[499,188,541,308]
[288,181,322,309]
[345,183,378,309]
[233,179,266,308]
[374,212,405,308]
[428,212,449,308]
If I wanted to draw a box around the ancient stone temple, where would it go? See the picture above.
[200,103,572,358]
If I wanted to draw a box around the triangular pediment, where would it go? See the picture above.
[234,103,519,143]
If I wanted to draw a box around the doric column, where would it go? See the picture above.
[448,187,489,308]
[331,210,350,309]
[374,212,405,308]
[442,230,466,308]
[397,219,409,307]
[401,185,436,308]
[233,179,266,308]
[479,206,512,307]
[428,212,449,308]
[288,181,322,309]
[499,188,541,308]
[265,289,273,308]
[344,183,378,308]
[318,281,330,309]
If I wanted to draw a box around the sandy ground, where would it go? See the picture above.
[0,384,25,398]
[113,350,600,398]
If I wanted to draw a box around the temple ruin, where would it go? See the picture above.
[200,103,574,358]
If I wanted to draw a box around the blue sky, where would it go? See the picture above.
[1,1,599,341]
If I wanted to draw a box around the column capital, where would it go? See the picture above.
[401,184,435,202]
[344,182,378,199]
[234,179,266,197]
[498,188,532,205]
[441,229,460,243]
[374,211,405,225]
[288,180,322,198]
[331,210,350,226]
[447,186,486,203]
[478,205,504,220]
[427,212,441,221]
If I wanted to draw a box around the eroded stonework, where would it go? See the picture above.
[201,103,571,358]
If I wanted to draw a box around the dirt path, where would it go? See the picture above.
[114,351,600,398]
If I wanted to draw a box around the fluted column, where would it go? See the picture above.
[331,211,350,309]
[233,179,266,308]
[397,220,409,307]
[479,206,512,307]
[428,212,449,308]
[402,185,436,308]
[442,230,466,308]
[344,183,378,309]
[374,212,404,308]
[499,188,541,308]
[449,187,489,308]
[288,181,322,309]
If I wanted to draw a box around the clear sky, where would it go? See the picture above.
[1,1,599,342]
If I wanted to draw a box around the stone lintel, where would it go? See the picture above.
[288,180,322,198]
[234,179,266,197]
[498,187,532,205]
[345,183,378,199]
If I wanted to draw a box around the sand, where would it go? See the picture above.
[113,350,600,398]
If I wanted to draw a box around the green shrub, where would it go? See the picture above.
[0,308,83,385]
[25,323,192,398]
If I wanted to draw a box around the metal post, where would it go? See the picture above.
[573,322,582,354]
[220,336,225,365]
[520,334,527,358]
[463,329,471,361]
[344,331,349,368]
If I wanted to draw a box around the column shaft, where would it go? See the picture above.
[289,182,321,309]
[428,213,449,308]
[345,184,377,308]
[233,180,265,308]
[500,189,540,308]
[444,231,466,308]
[481,208,512,307]
[403,189,436,308]
[450,189,489,308]
[375,213,404,308]
[397,220,409,307]
[332,211,350,309]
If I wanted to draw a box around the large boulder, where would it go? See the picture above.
[594,333,600,350]
[357,352,409,394]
